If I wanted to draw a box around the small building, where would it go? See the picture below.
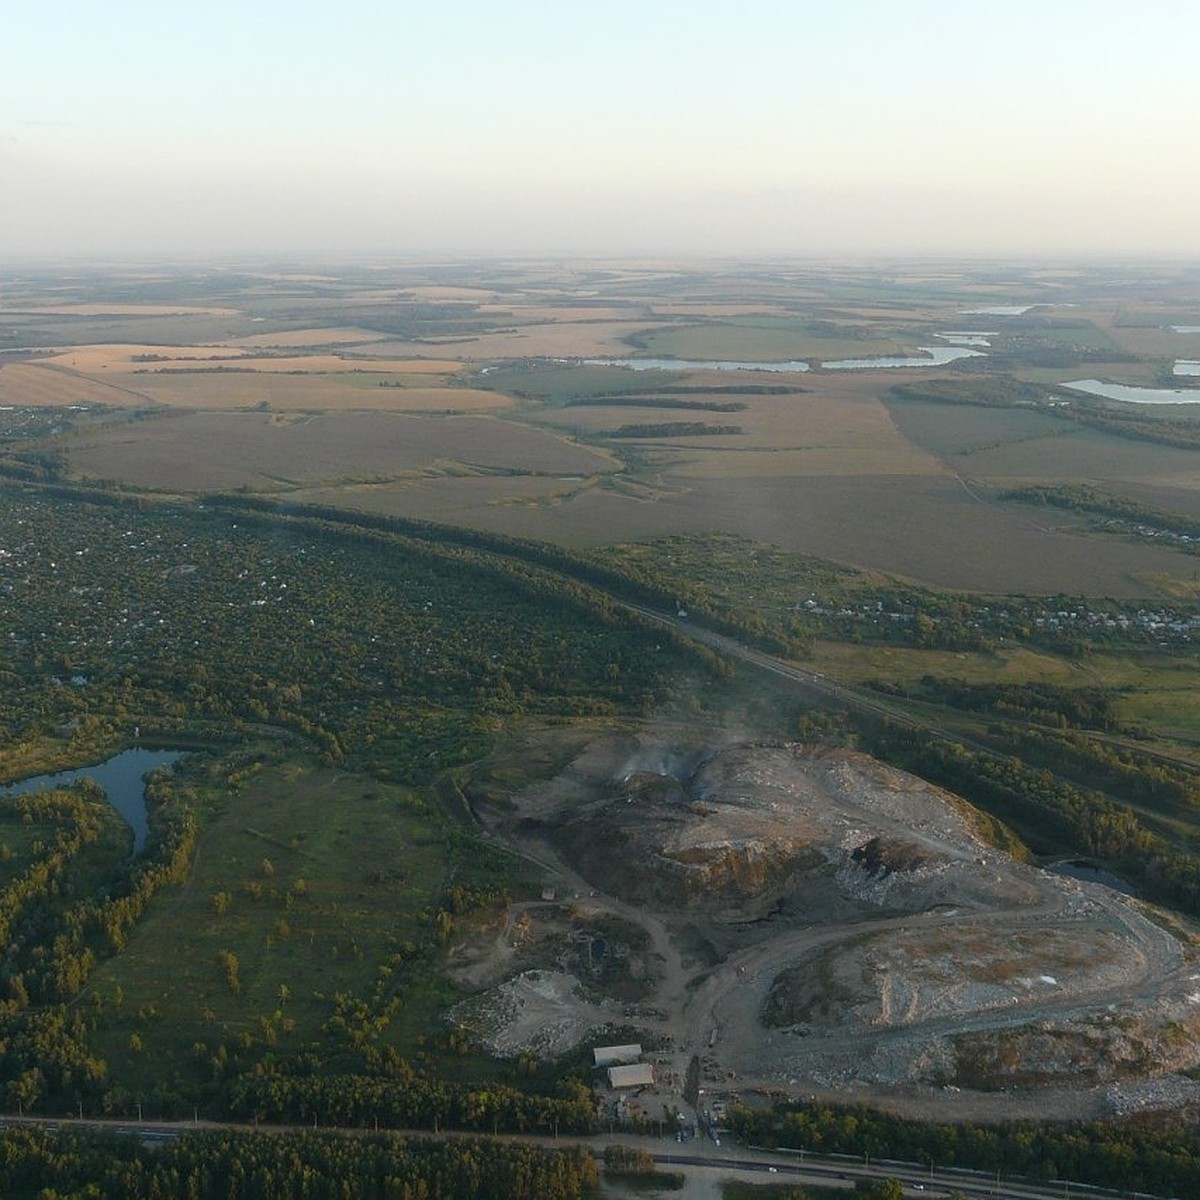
[608,1063,655,1089]
[593,1044,643,1068]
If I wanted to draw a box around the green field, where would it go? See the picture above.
[87,753,522,1098]
[635,318,904,361]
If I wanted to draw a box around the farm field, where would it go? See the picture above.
[3,258,1198,595]
[64,409,616,492]
[40,345,464,375]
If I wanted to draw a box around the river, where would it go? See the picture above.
[0,748,186,854]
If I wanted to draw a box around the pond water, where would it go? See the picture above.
[1062,379,1200,404]
[0,748,185,854]
[1048,859,1137,897]
[936,331,997,347]
[584,357,810,372]
[584,348,987,372]
[821,346,985,370]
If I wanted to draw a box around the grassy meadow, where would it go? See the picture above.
[86,754,519,1096]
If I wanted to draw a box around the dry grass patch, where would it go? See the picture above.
[133,353,462,374]
[41,344,254,372]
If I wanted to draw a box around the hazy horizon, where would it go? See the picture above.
[4,0,1198,261]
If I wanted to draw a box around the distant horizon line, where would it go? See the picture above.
[2,250,1199,269]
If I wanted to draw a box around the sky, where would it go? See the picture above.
[1,0,1198,260]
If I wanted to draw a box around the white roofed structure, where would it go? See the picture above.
[607,1063,654,1089]
[593,1044,642,1068]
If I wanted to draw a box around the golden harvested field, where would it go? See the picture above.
[134,354,459,374]
[41,344,260,370]
[65,410,618,491]
[0,361,148,407]
[41,344,461,375]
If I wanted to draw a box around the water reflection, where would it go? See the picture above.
[1063,379,1200,404]
[1,748,185,854]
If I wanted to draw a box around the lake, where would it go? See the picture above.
[584,357,810,372]
[0,748,186,854]
[936,331,997,347]
[586,347,986,372]
[1062,379,1200,404]
[821,346,985,370]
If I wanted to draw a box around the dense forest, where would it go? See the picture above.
[730,1097,1200,1198]
[0,1126,599,1200]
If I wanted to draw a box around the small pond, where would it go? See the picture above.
[936,331,997,347]
[0,748,186,854]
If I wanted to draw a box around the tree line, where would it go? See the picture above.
[0,1125,599,1200]
[729,1096,1200,1198]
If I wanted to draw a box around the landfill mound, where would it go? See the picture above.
[458,730,1200,1118]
